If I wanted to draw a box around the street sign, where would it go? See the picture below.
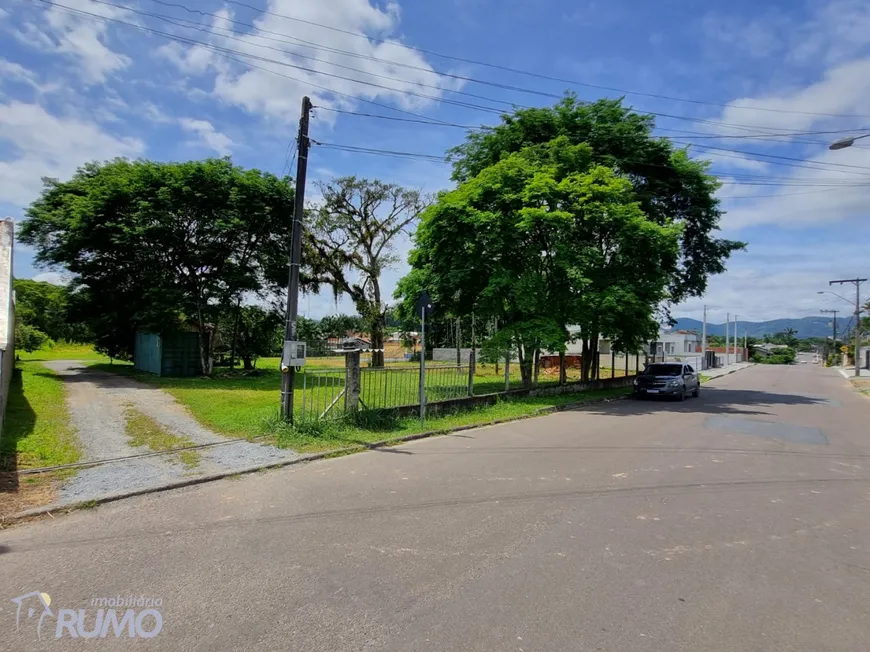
[414,291,434,319]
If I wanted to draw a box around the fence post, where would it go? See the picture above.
[625,351,629,377]
[611,350,616,378]
[504,351,510,392]
[345,350,361,413]
[467,350,476,396]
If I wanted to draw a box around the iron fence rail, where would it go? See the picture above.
[295,362,634,422]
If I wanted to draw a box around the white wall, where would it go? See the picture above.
[0,219,14,439]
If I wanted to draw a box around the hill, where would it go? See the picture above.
[672,316,837,339]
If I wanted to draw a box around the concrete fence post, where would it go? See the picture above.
[467,350,476,396]
[345,350,361,413]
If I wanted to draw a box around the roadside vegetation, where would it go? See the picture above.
[752,347,797,365]
[90,356,632,441]
[123,407,200,470]
[263,387,632,454]
[0,362,80,515]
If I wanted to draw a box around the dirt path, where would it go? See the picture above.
[43,361,299,505]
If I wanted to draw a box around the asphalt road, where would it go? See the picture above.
[2,363,870,651]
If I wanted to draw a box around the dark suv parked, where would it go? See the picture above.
[633,363,700,401]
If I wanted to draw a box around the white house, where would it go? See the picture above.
[651,329,701,356]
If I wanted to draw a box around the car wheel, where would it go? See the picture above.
[692,386,700,398]
[678,385,686,401]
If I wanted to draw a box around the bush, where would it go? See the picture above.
[753,347,796,365]
[15,323,51,353]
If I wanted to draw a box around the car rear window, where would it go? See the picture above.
[644,364,682,376]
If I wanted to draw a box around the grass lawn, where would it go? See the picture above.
[264,387,632,453]
[0,361,81,516]
[92,356,632,443]
[124,407,200,469]
[18,342,118,363]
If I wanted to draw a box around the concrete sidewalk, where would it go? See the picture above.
[703,361,754,381]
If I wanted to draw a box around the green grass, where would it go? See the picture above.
[92,358,632,443]
[123,406,200,469]
[263,387,632,453]
[0,361,80,470]
[17,342,122,363]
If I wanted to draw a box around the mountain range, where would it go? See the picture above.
[672,316,842,339]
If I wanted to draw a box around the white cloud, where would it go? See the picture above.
[179,118,235,156]
[702,0,870,68]
[16,0,132,83]
[675,241,870,322]
[32,271,69,285]
[158,0,465,122]
[720,58,870,132]
[0,101,144,207]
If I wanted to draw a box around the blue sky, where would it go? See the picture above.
[3,0,870,323]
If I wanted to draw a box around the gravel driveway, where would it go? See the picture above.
[43,361,299,506]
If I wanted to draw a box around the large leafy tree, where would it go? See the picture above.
[308,177,428,367]
[397,138,681,386]
[13,279,90,343]
[449,95,743,304]
[20,158,297,374]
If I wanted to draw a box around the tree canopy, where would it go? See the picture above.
[20,158,300,372]
[308,177,428,367]
[13,279,90,343]
[397,136,681,385]
[448,95,743,304]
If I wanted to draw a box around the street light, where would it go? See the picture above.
[818,290,852,304]
[829,133,870,150]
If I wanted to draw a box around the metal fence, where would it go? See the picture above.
[295,357,634,422]
[296,364,474,422]
[298,367,349,421]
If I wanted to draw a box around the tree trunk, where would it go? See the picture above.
[242,356,254,371]
[558,351,566,385]
[517,340,532,389]
[533,348,540,387]
[370,315,385,368]
[229,298,242,370]
[581,337,591,382]
[456,318,461,367]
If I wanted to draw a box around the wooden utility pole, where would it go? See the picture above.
[281,96,312,421]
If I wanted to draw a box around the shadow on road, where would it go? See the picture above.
[568,386,832,418]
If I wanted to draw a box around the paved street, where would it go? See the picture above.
[2,363,870,651]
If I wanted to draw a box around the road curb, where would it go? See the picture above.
[838,368,851,379]
[2,392,630,525]
[702,363,754,382]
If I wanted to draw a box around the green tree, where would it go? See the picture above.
[15,323,50,353]
[397,138,681,387]
[296,316,322,343]
[309,177,428,367]
[20,158,299,374]
[318,314,364,339]
[448,95,744,305]
[233,306,282,370]
[13,279,90,343]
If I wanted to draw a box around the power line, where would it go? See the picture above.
[31,0,469,126]
[34,0,510,116]
[314,106,482,130]
[215,0,870,120]
[45,0,870,139]
[32,1,870,180]
[81,0,523,112]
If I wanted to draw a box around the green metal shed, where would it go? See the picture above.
[134,331,201,377]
